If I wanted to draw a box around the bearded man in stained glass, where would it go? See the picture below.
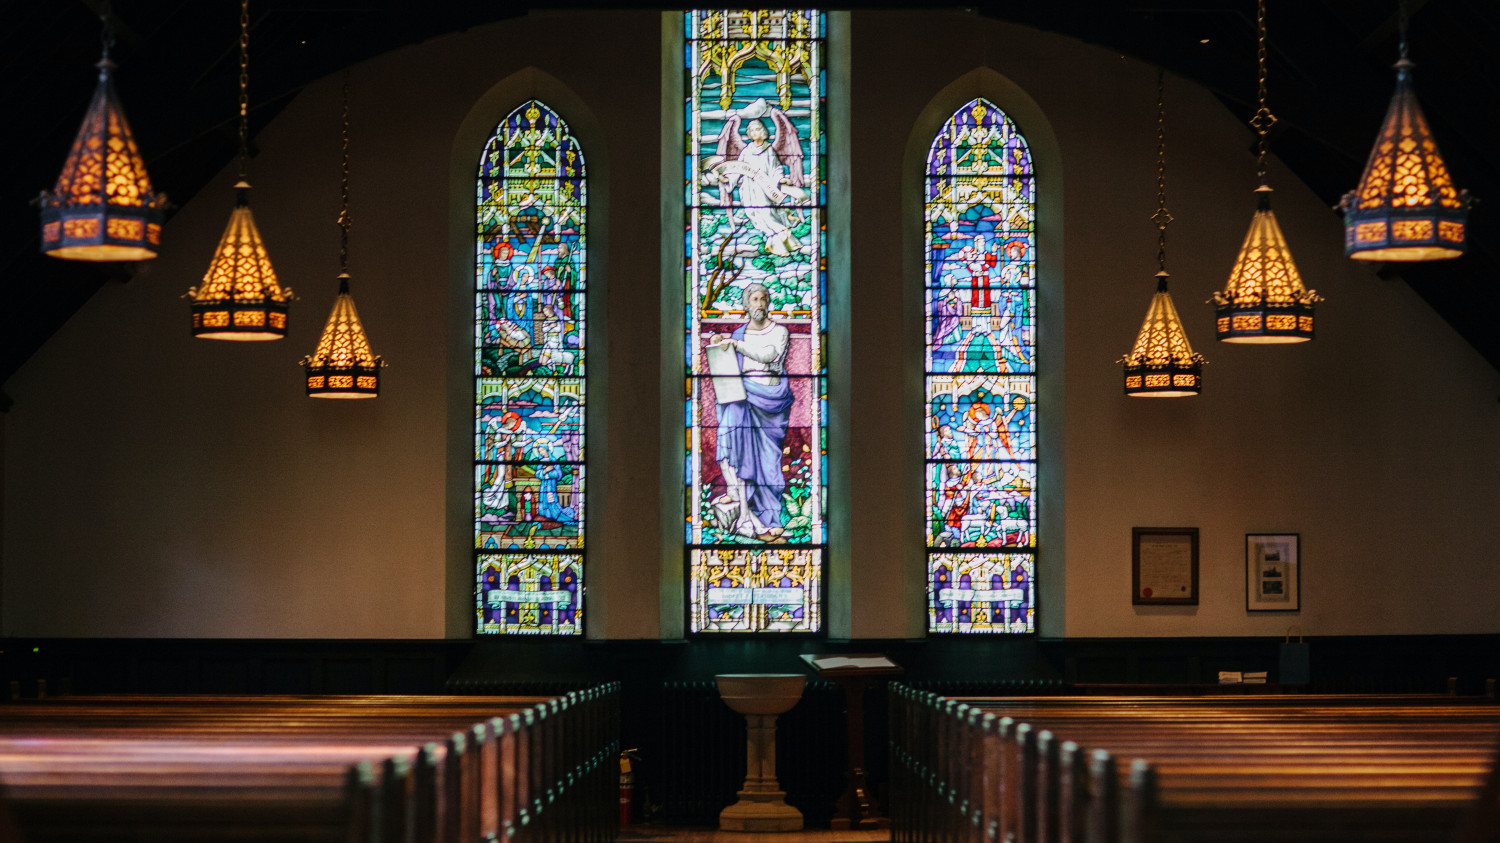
[707,283,793,541]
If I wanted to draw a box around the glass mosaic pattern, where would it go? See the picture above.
[685,10,826,633]
[474,101,586,635]
[924,98,1036,634]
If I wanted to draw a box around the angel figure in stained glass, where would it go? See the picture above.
[709,98,809,258]
[959,401,1016,460]
[482,411,538,514]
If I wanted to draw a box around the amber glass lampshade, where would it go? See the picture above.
[187,182,292,340]
[1339,60,1470,261]
[301,273,384,398]
[1212,186,1321,343]
[1122,271,1204,397]
[39,60,167,261]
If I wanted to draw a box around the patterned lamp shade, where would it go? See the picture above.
[188,182,292,340]
[1123,271,1204,397]
[301,273,384,398]
[1339,60,1471,261]
[1213,186,1322,343]
[39,60,166,261]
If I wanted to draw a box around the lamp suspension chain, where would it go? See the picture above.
[1397,0,1409,61]
[100,0,115,60]
[338,72,351,274]
[1251,0,1277,182]
[1153,68,1172,274]
[238,0,250,174]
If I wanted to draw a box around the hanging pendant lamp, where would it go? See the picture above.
[38,5,166,261]
[1338,2,1471,261]
[1122,72,1204,397]
[303,273,383,397]
[1211,0,1321,344]
[188,0,292,340]
[301,76,385,399]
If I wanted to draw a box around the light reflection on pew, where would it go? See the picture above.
[0,684,619,843]
[889,685,1500,843]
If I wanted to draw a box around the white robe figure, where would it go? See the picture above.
[713,99,810,258]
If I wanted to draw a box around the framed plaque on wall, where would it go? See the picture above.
[1246,533,1300,611]
[1132,527,1199,605]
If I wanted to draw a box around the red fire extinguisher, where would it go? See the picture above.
[619,748,640,828]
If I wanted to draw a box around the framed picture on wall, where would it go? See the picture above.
[1132,527,1199,605]
[1246,533,1300,612]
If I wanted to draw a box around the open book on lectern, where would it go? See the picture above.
[799,654,899,671]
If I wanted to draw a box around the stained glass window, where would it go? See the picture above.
[925,98,1036,634]
[474,101,586,635]
[685,10,826,634]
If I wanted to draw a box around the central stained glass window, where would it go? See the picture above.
[685,10,826,634]
[474,101,586,635]
[925,98,1036,634]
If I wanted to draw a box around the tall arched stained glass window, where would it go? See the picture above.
[474,101,586,635]
[685,10,826,634]
[925,98,1036,634]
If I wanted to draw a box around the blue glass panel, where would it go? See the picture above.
[476,464,585,550]
[689,548,821,633]
[928,552,1034,634]
[926,374,1036,460]
[926,288,1034,375]
[687,10,826,632]
[476,292,585,378]
[926,461,1035,549]
[477,553,583,635]
[475,100,587,635]
[476,378,585,462]
[926,98,1037,633]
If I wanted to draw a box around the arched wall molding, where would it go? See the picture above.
[446,66,611,639]
[901,66,1065,638]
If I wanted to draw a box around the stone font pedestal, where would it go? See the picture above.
[715,674,806,832]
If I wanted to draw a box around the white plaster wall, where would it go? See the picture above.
[1,11,662,638]
[4,11,1498,639]
[872,12,1500,637]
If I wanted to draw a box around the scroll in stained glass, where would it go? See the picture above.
[925,98,1036,633]
[474,101,586,635]
[685,10,827,633]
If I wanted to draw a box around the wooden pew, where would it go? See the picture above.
[1,697,530,842]
[0,685,620,843]
[888,686,1500,843]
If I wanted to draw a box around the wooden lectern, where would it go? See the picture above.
[801,653,903,830]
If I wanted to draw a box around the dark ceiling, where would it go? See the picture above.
[2,1,1496,397]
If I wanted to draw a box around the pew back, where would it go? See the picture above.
[0,686,620,843]
[889,686,1500,843]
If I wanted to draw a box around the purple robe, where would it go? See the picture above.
[715,325,794,530]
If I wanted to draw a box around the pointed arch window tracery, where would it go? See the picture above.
[473,100,587,635]
[924,98,1037,634]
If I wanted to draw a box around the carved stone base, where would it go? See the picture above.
[714,676,807,833]
[719,790,803,832]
